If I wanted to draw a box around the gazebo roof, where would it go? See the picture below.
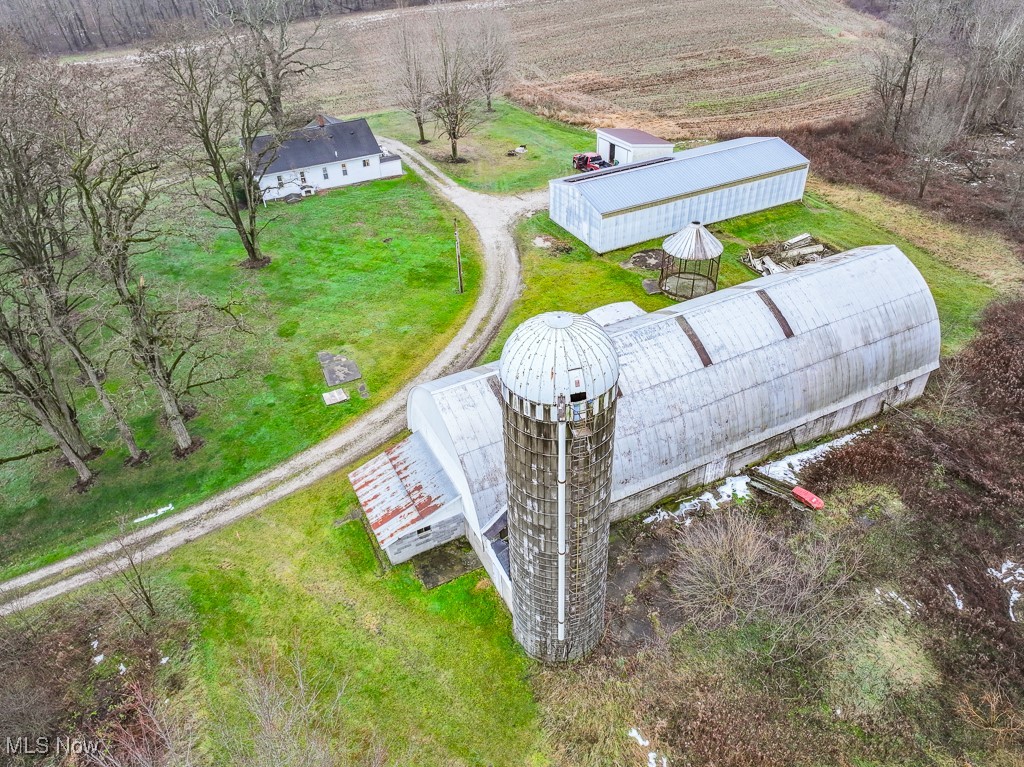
[663,222,724,261]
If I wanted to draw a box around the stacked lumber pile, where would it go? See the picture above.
[742,233,834,276]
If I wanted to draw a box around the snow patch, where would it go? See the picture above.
[118,663,127,675]
[533,236,551,248]
[946,584,964,610]
[644,475,750,523]
[988,560,1024,622]
[628,727,650,747]
[627,728,668,767]
[875,587,918,615]
[757,430,869,485]
[90,639,99,650]
[644,430,870,525]
[92,654,104,665]
[160,656,170,665]
[133,503,174,524]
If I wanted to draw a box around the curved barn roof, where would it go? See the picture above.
[402,245,940,535]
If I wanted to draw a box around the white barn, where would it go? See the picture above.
[595,127,674,165]
[549,136,809,253]
[350,246,940,607]
[253,116,402,202]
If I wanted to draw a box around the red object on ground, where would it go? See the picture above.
[792,486,824,510]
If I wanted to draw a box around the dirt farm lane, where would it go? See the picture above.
[0,142,547,616]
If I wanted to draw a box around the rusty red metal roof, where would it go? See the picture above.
[349,432,457,548]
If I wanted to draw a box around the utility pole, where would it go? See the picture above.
[454,218,464,294]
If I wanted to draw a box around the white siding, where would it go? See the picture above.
[551,165,808,253]
[259,153,403,201]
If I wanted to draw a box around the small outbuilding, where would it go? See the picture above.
[549,137,809,253]
[252,116,403,202]
[595,127,674,165]
[659,221,724,300]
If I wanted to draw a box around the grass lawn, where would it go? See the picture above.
[0,171,481,580]
[156,464,543,766]
[365,100,595,195]
[487,187,996,361]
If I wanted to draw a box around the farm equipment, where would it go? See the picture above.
[572,152,612,172]
[748,468,825,511]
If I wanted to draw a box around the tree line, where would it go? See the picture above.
[871,0,1024,202]
[0,0,435,54]
[0,0,326,489]
[388,4,513,161]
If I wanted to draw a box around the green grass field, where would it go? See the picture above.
[157,466,543,766]
[365,101,595,194]
[486,190,995,361]
[0,171,481,580]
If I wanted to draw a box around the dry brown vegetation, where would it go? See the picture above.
[74,0,882,136]
[535,300,1024,766]
[758,120,1024,255]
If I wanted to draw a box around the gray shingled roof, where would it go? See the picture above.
[253,117,382,175]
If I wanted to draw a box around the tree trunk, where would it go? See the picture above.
[918,160,931,199]
[486,93,494,112]
[36,287,147,464]
[451,139,458,161]
[154,377,195,455]
[238,213,266,268]
[79,359,147,464]
[416,115,426,143]
[24,397,94,486]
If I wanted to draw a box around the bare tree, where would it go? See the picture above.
[906,94,961,198]
[670,509,863,660]
[0,55,149,465]
[467,10,512,113]
[871,0,952,139]
[84,681,203,767]
[0,290,97,487]
[951,0,1024,132]
[61,70,254,456]
[388,12,433,143]
[220,648,353,767]
[428,8,480,162]
[97,520,161,634]
[208,0,331,132]
[147,27,275,269]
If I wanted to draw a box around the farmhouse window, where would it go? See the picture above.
[341,164,348,176]
[416,525,432,536]
[362,158,371,168]
[322,167,329,180]
[299,171,306,184]
[276,175,283,187]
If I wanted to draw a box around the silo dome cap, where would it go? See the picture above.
[663,221,724,261]
[499,311,619,405]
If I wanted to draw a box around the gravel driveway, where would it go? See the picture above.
[0,140,548,615]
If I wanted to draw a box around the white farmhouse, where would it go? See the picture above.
[253,116,402,202]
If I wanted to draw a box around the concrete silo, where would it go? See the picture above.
[498,311,620,662]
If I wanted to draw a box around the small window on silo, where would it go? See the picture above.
[416,525,432,535]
